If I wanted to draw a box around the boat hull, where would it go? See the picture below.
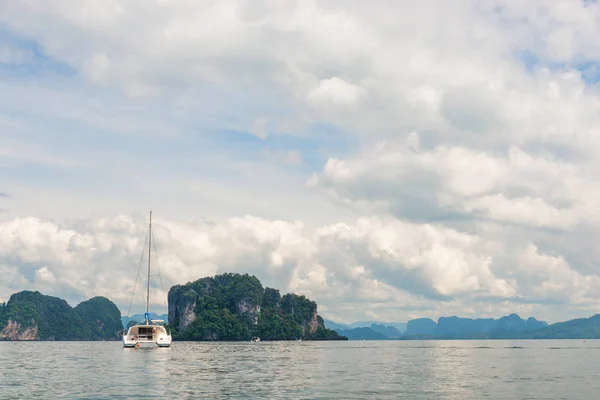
[123,323,172,348]
[123,337,172,348]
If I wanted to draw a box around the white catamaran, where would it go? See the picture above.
[123,211,172,348]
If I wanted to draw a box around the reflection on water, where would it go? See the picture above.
[1,340,599,399]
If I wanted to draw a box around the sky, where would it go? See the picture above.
[2,0,600,324]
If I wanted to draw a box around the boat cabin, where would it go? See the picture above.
[126,324,168,342]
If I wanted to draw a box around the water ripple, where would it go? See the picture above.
[0,340,599,399]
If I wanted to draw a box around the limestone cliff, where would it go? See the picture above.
[168,273,346,341]
[237,298,261,325]
[168,273,265,341]
[0,320,38,340]
[168,287,199,333]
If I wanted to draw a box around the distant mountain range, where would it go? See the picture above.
[520,314,600,339]
[401,314,548,339]
[121,313,167,329]
[324,319,407,333]
[324,319,406,340]
[324,313,600,340]
[336,327,390,340]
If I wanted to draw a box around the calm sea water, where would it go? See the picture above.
[1,340,599,399]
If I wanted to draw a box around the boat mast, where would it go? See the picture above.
[146,210,152,322]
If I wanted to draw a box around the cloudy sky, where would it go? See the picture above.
[2,0,600,324]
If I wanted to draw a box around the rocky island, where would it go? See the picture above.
[168,273,346,341]
[0,291,123,340]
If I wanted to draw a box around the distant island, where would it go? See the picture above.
[0,291,122,340]
[326,313,600,340]
[400,314,548,339]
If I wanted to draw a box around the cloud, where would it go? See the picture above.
[3,1,600,145]
[35,266,57,283]
[2,0,597,135]
[310,133,599,230]
[0,213,597,323]
[515,244,600,305]
[2,1,600,323]
[307,77,367,108]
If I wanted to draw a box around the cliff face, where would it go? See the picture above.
[280,293,320,335]
[168,273,265,341]
[434,314,547,335]
[168,273,346,341]
[0,320,38,340]
[168,288,199,333]
[0,291,122,341]
[436,316,497,335]
[237,298,261,325]
[406,318,437,335]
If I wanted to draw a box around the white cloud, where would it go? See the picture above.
[3,0,595,134]
[3,1,600,142]
[35,266,57,283]
[516,244,600,305]
[307,77,367,108]
[310,134,600,230]
[463,194,577,230]
[0,213,592,323]
[313,216,516,299]
[2,0,600,324]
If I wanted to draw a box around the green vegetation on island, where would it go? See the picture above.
[168,273,347,341]
[74,296,125,340]
[0,291,123,340]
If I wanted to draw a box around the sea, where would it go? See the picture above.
[1,340,598,399]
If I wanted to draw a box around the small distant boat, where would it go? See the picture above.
[251,337,260,343]
[123,212,172,348]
